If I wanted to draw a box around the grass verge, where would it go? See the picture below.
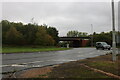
[48,63,110,78]
[46,54,120,78]
[2,46,70,53]
[80,54,120,76]
[18,53,120,79]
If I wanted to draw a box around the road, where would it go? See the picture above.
[2,48,111,73]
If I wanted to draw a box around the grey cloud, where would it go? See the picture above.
[2,2,116,36]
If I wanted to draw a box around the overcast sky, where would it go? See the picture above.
[2,1,119,36]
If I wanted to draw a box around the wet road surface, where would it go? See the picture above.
[2,48,111,73]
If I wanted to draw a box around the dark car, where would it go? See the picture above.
[96,42,111,50]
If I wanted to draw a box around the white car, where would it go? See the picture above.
[96,42,111,50]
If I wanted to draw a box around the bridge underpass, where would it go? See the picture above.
[59,37,91,47]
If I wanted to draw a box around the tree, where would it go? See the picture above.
[117,31,120,47]
[45,34,55,46]
[1,20,58,46]
[1,20,11,44]
[92,31,112,46]
[67,30,88,37]
[5,26,23,45]
[24,23,38,44]
[34,27,46,45]
[67,31,79,37]
[78,32,88,37]
[47,27,59,45]
[34,27,55,46]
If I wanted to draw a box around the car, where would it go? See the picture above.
[96,42,111,50]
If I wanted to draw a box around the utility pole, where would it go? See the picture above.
[91,24,93,47]
[111,0,117,61]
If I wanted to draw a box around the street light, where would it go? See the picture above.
[111,0,117,61]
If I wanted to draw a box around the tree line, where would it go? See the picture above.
[67,31,88,37]
[1,20,59,46]
[1,20,120,47]
[92,32,119,46]
[66,30,120,46]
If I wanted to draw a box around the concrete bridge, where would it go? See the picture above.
[59,37,91,47]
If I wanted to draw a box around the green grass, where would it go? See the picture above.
[86,61,119,75]
[2,46,70,53]
[117,45,120,48]
[47,54,119,78]
[0,48,2,53]
[80,54,120,76]
[48,62,110,78]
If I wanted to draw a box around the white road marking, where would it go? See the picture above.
[2,59,76,68]
[0,65,10,67]
[1,60,44,68]
[11,64,26,67]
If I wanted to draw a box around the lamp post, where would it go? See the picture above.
[111,0,117,61]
